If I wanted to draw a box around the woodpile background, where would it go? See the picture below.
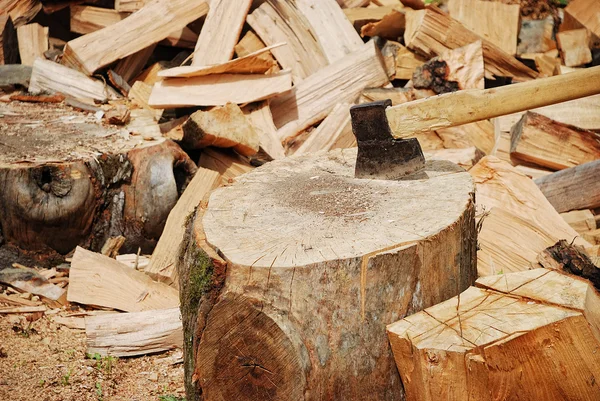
[1,0,600,400]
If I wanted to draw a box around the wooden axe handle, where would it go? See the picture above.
[386,65,600,138]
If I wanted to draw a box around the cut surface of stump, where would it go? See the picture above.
[388,269,600,401]
[0,101,196,265]
[185,148,476,400]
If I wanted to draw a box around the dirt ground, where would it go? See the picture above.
[0,313,186,401]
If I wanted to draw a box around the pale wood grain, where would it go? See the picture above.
[16,22,47,66]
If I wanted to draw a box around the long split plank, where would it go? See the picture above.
[85,308,183,357]
[270,41,389,140]
[62,0,209,75]
[191,0,252,66]
[16,22,48,66]
[148,69,293,108]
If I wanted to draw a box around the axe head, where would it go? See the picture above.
[350,99,426,180]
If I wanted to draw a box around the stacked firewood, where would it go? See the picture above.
[1,0,600,400]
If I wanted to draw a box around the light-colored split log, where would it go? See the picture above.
[470,156,587,276]
[535,159,600,213]
[424,147,483,170]
[436,120,495,154]
[148,69,292,108]
[247,0,328,83]
[404,7,537,81]
[517,16,556,55]
[381,41,426,80]
[234,30,280,73]
[62,0,209,75]
[561,210,597,234]
[557,29,592,67]
[242,101,286,160]
[387,280,600,401]
[270,41,389,140]
[191,0,251,67]
[159,45,281,78]
[514,164,553,180]
[295,0,363,64]
[128,81,163,121]
[510,111,600,170]
[359,87,433,105]
[0,0,41,28]
[85,308,182,357]
[583,229,600,245]
[68,247,179,312]
[293,103,352,156]
[16,23,48,66]
[29,58,118,103]
[114,0,145,13]
[181,103,260,156]
[448,0,520,55]
[565,0,600,40]
[145,167,220,287]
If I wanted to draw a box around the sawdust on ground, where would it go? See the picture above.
[0,313,186,401]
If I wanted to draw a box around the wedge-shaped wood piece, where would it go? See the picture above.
[295,0,363,63]
[242,101,286,160]
[0,267,66,303]
[68,247,179,312]
[85,308,183,357]
[198,148,254,186]
[145,168,220,287]
[381,41,426,80]
[62,0,209,75]
[565,0,600,40]
[128,80,163,121]
[510,112,600,170]
[113,44,156,83]
[0,13,17,64]
[535,159,600,213]
[191,0,251,67]
[561,210,597,234]
[557,29,592,67]
[404,7,537,81]
[448,0,520,55]
[247,0,328,83]
[387,66,600,139]
[29,58,117,103]
[16,23,47,66]
[360,8,405,40]
[271,41,389,140]
[0,0,41,28]
[148,70,292,108]
[436,120,495,155]
[160,46,281,78]
[234,30,280,74]
[387,283,600,401]
[583,229,600,245]
[294,102,352,155]
[181,103,260,156]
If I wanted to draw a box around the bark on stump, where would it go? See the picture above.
[0,101,196,265]
[179,148,476,401]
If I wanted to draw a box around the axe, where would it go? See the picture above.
[350,65,600,179]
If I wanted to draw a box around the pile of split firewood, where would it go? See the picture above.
[1,0,600,399]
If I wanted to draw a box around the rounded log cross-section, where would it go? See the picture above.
[186,148,477,401]
[0,101,196,265]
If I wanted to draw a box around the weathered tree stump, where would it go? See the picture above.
[0,101,196,266]
[179,148,476,401]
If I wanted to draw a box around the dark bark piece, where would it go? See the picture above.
[0,13,18,64]
[539,239,600,291]
[0,101,196,264]
[412,59,459,94]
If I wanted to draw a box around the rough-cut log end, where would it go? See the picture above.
[0,101,196,263]
[186,148,476,400]
[197,293,307,401]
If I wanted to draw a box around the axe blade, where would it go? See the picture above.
[350,99,425,180]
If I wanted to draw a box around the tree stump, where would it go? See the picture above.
[179,148,476,401]
[387,269,600,401]
[0,101,196,266]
